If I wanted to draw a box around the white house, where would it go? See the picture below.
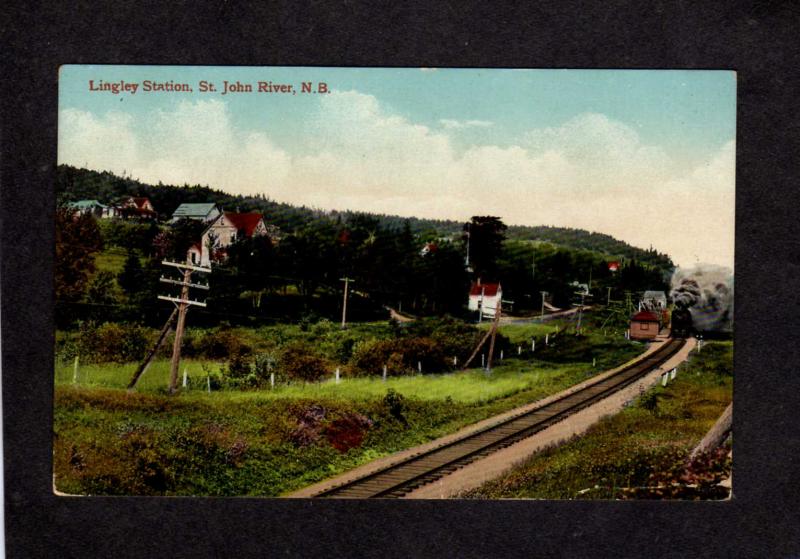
[468,281,502,318]
[188,211,269,267]
[641,290,667,311]
[68,199,118,219]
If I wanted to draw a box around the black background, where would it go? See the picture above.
[3,2,800,557]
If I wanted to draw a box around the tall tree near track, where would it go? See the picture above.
[55,207,104,302]
[464,216,507,281]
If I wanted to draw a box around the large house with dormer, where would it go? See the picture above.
[187,211,273,267]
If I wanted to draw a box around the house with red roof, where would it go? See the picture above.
[629,310,661,341]
[118,196,157,220]
[467,281,502,318]
[188,211,271,266]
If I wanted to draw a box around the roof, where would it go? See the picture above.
[223,212,264,237]
[469,282,501,297]
[131,197,150,209]
[631,310,660,322]
[172,203,218,218]
[69,199,107,209]
[643,290,667,300]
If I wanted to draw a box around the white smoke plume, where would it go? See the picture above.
[670,264,734,333]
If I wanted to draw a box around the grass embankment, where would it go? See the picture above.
[54,322,648,496]
[461,341,733,500]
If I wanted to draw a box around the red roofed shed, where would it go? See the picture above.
[630,310,660,340]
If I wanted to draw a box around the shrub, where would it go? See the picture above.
[77,321,154,363]
[195,327,251,359]
[349,336,451,376]
[382,389,408,426]
[226,350,254,379]
[280,343,330,383]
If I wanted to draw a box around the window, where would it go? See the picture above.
[641,322,650,330]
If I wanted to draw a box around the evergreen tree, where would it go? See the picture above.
[118,249,145,295]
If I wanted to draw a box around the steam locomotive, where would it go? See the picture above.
[670,307,694,338]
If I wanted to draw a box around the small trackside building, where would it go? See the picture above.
[630,310,661,341]
[468,282,502,318]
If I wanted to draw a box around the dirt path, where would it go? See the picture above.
[405,335,696,499]
[288,334,693,499]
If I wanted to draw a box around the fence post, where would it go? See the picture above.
[335,367,340,384]
[453,356,458,366]
[662,372,669,386]
[532,339,535,352]
[481,354,485,368]
[592,357,596,368]
[382,365,387,382]
[183,368,188,388]
[518,346,522,356]
[417,361,422,374]
[270,372,275,389]
[670,368,677,380]
[73,356,79,384]
[500,350,504,361]
[207,375,211,393]
[545,334,549,346]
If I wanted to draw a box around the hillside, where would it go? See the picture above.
[56,165,672,268]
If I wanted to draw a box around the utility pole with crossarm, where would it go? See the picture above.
[158,260,211,394]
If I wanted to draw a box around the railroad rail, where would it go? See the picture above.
[313,337,686,499]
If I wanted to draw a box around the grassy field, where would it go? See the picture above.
[53,319,650,496]
[461,341,733,500]
[93,247,147,275]
[57,357,601,404]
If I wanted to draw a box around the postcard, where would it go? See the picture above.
[54,66,735,499]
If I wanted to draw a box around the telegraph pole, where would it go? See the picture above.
[485,300,502,372]
[158,260,210,394]
[576,292,586,333]
[540,291,547,318]
[340,277,355,329]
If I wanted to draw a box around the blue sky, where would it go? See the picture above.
[58,66,736,267]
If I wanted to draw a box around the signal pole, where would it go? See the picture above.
[340,277,355,329]
[158,260,210,394]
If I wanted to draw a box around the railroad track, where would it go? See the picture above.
[313,337,686,499]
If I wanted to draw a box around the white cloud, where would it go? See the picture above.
[59,100,291,195]
[59,94,735,267]
[439,118,493,129]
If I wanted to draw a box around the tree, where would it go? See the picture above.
[464,216,507,281]
[118,249,144,295]
[55,207,103,302]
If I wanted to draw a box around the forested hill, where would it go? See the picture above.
[56,165,672,268]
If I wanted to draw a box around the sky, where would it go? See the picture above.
[58,66,736,268]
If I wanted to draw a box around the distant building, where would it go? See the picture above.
[118,197,157,220]
[170,203,222,224]
[420,242,438,256]
[67,199,117,219]
[189,211,271,267]
[641,290,667,311]
[630,310,660,341]
[468,281,502,318]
